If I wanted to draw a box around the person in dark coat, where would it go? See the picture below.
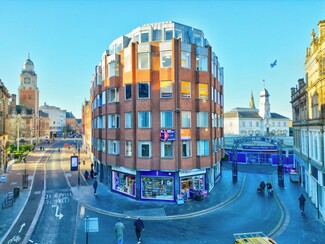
[93,179,98,195]
[90,169,94,179]
[134,217,144,243]
[299,194,306,213]
[84,170,89,180]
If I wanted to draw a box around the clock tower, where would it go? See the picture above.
[259,88,271,135]
[18,54,39,114]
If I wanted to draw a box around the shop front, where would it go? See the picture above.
[179,169,207,200]
[112,166,136,198]
[140,171,175,201]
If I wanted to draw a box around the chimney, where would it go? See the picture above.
[298,78,305,89]
[318,20,325,41]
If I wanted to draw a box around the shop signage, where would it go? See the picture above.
[70,156,78,171]
[180,129,191,140]
[179,168,206,177]
[111,166,136,175]
[242,145,276,150]
[160,129,175,141]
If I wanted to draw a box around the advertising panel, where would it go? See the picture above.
[160,129,175,141]
[70,156,78,171]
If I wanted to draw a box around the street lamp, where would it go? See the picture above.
[17,114,21,151]
[78,144,81,186]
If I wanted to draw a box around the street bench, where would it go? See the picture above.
[2,192,14,209]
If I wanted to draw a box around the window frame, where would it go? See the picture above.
[138,82,150,99]
[138,141,152,158]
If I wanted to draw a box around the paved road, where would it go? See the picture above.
[1,141,325,243]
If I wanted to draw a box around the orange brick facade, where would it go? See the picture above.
[88,22,224,201]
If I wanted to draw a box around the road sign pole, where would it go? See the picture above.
[86,216,89,244]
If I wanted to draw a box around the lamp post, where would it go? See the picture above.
[17,114,21,151]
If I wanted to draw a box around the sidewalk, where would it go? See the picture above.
[71,169,244,220]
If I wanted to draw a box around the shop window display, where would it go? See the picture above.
[141,177,174,200]
[112,171,136,197]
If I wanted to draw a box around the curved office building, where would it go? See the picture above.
[90,21,225,201]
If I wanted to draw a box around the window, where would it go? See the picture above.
[124,55,131,72]
[182,141,192,157]
[107,88,119,103]
[278,122,281,127]
[196,83,208,100]
[160,51,172,68]
[181,111,191,128]
[108,140,120,155]
[196,55,208,71]
[197,112,208,128]
[138,141,151,157]
[197,140,209,156]
[109,61,119,77]
[175,28,182,39]
[138,111,151,128]
[249,121,252,127]
[108,114,120,128]
[181,81,191,98]
[138,82,150,98]
[161,141,174,158]
[138,53,150,69]
[125,84,132,100]
[125,141,132,157]
[134,34,139,43]
[102,90,106,104]
[102,139,106,152]
[160,81,173,98]
[194,34,202,46]
[165,29,173,40]
[212,113,217,128]
[125,112,132,128]
[161,111,173,127]
[181,51,191,68]
[242,121,246,127]
[256,121,259,127]
[141,32,149,43]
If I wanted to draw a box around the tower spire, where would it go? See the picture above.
[249,91,256,109]
[28,53,30,59]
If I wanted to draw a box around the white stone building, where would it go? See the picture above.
[39,102,66,138]
[224,88,291,136]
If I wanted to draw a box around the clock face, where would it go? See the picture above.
[24,77,30,84]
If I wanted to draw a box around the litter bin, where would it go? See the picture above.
[14,186,20,198]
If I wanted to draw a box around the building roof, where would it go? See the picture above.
[270,113,290,119]
[66,112,75,118]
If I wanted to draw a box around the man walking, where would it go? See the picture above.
[299,194,306,213]
[114,218,125,244]
[134,217,144,243]
[93,179,98,196]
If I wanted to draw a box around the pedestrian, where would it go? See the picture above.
[114,218,125,244]
[90,169,94,179]
[84,170,89,180]
[93,179,98,195]
[299,194,306,213]
[134,217,144,243]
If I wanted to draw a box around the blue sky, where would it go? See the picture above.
[0,0,324,119]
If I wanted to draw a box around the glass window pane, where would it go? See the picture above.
[161,51,172,68]
[138,83,150,98]
[125,84,132,100]
[181,81,191,98]
[138,53,149,69]
[141,32,149,43]
[161,111,173,127]
[125,112,132,128]
[181,111,191,128]
[165,29,173,40]
[160,81,173,98]
[181,51,190,68]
